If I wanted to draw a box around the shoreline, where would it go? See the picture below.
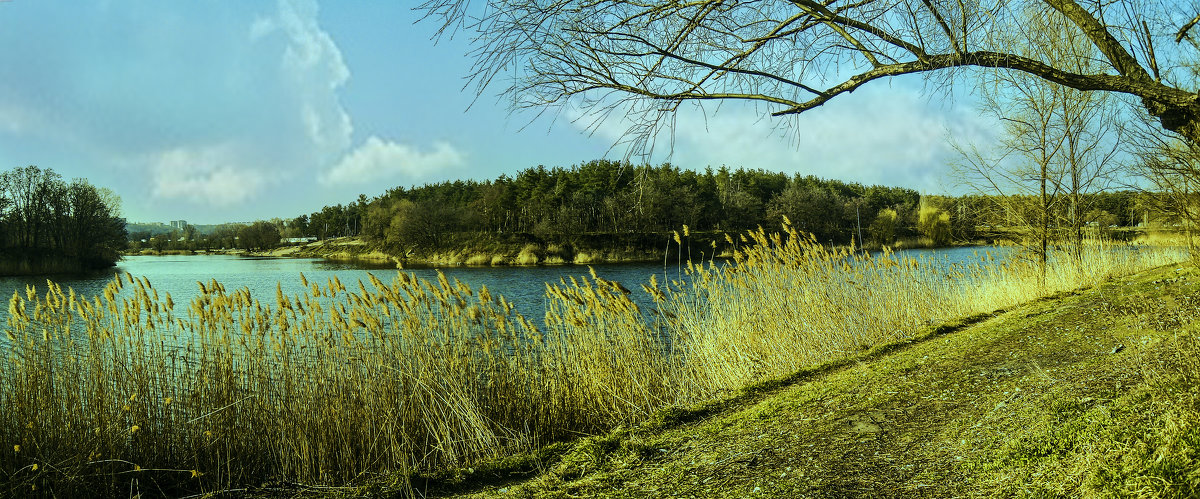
[120,234,995,269]
[122,236,728,268]
[13,236,1189,497]
[0,254,119,276]
[375,263,1200,497]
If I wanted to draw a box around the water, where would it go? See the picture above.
[0,255,678,322]
[0,247,1014,323]
[891,245,1017,273]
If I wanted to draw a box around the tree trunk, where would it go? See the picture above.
[1040,168,1049,290]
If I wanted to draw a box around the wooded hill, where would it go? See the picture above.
[133,160,1169,256]
[308,160,1154,252]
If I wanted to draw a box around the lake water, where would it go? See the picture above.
[0,246,1014,322]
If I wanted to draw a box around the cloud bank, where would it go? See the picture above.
[322,136,465,185]
[149,145,268,207]
[568,83,996,193]
[0,0,464,221]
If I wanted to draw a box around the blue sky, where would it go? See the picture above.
[0,1,995,224]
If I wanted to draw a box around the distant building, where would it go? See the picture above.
[170,220,188,231]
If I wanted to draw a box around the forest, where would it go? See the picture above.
[131,160,1163,256]
[0,165,126,273]
[346,160,1158,250]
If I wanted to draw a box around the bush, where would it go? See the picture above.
[869,208,898,246]
[918,204,952,247]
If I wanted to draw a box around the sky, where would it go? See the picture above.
[0,1,998,225]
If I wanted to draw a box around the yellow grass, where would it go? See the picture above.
[572,251,600,264]
[465,253,492,266]
[1132,229,1194,247]
[0,225,1185,496]
[514,244,540,265]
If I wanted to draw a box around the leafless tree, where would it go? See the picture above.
[952,5,1123,283]
[1130,115,1200,256]
[420,0,1200,152]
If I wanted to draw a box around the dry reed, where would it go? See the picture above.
[0,224,1184,496]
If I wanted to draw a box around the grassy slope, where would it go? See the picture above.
[308,263,1200,499]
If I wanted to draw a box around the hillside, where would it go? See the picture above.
[294,263,1200,498]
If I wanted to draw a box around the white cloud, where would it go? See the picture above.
[139,0,355,207]
[150,145,270,206]
[249,17,276,41]
[322,136,465,185]
[567,84,998,192]
[261,0,353,160]
[0,1,465,220]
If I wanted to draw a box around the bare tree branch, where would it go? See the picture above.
[1176,11,1200,43]
[419,0,1200,154]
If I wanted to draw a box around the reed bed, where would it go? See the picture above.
[0,225,1185,496]
[660,226,1185,393]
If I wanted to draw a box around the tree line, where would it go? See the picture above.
[352,161,928,251]
[349,161,1169,252]
[139,161,1171,256]
[127,158,1176,257]
[0,165,126,271]
[128,221,284,253]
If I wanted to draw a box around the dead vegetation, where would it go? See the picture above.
[0,226,1185,497]
[420,265,1200,498]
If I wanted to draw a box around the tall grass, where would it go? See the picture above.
[661,226,1184,393]
[0,225,1185,496]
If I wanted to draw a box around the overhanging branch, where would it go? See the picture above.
[773,50,1196,117]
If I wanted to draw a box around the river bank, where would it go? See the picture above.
[0,253,118,276]
[125,234,733,267]
[362,263,1198,498]
[122,232,991,268]
[4,230,1185,497]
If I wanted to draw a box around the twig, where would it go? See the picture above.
[177,489,248,499]
[186,395,256,424]
[1176,12,1200,43]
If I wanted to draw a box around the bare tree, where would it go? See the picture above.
[952,6,1123,283]
[1057,76,1125,259]
[954,78,1068,284]
[0,165,63,250]
[1130,116,1200,257]
[420,1,1200,151]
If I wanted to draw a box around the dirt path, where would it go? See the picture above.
[418,265,1196,498]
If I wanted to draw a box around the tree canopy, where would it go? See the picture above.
[421,1,1200,147]
[292,159,1166,252]
[0,165,126,270]
[354,161,925,249]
